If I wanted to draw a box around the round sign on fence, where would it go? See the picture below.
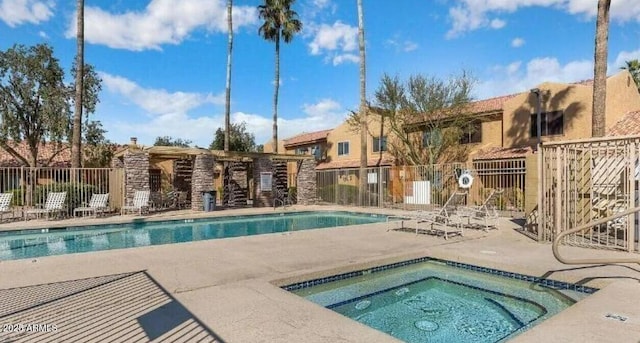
[458,171,474,189]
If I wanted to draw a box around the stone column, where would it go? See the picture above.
[272,160,288,194]
[123,151,150,203]
[111,156,124,168]
[229,162,248,207]
[253,157,273,207]
[191,153,216,211]
[297,158,317,205]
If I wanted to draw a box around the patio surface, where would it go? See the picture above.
[0,205,639,342]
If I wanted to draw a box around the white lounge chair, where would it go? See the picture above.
[24,192,67,221]
[74,193,110,218]
[391,192,468,239]
[458,189,504,231]
[0,192,13,221]
[121,190,150,215]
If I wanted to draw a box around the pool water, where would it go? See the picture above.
[0,211,387,261]
[291,259,593,343]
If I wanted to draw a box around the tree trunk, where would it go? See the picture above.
[224,0,233,152]
[357,0,367,206]
[71,0,84,167]
[273,35,280,154]
[591,0,610,137]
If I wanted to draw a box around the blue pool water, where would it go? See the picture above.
[0,211,387,261]
[289,258,594,343]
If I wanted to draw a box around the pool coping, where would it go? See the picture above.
[279,255,599,295]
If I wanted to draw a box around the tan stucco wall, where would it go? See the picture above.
[605,70,640,129]
[503,71,640,148]
[325,116,393,165]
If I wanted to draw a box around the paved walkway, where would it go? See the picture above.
[0,206,638,342]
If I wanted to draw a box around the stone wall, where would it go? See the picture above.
[272,160,288,194]
[191,153,216,211]
[296,158,317,205]
[111,156,124,168]
[253,157,273,207]
[123,151,149,203]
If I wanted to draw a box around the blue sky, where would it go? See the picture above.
[1,0,640,147]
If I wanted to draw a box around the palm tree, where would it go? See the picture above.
[71,0,84,167]
[357,0,367,206]
[224,0,233,152]
[258,0,302,154]
[591,0,611,137]
[621,59,640,92]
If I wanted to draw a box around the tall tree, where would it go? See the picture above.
[83,120,114,168]
[224,0,233,152]
[591,0,611,137]
[210,122,257,152]
[258,0,302,153]
[0,44,99,167]
[621,59,640,92]
[357,0,367,205]
[363,72,475,166]
[71,0,84,167]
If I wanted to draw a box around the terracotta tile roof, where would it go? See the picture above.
[0,141,71,167]
[283,129,332,147]
[315,157,394,170]
[608,110,640,136]
[472,146,534,161]
[405,94,519,126]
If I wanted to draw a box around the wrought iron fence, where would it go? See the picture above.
[0,167,124,219]
[316,159,526,214]
[539,136,639,252]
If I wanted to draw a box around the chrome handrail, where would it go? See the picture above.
[552,206,640,265]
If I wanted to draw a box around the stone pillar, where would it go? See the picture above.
[253,157,273,207]
[123,151,150,203]
[229,162,248,207]
[191,153,216,211]
[297,158,317,205]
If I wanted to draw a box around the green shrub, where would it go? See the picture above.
[288,186,297,204]
[318,184,359,205]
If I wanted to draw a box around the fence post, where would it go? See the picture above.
[629,141,636,252]
[537,145,544,242]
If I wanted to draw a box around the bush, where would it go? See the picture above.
[318,184,359,205]
[287,186,297,204]
[9,183,99,213]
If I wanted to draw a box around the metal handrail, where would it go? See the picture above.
[552,206,640,265]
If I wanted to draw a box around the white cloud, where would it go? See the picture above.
[511,37,525,48]
[476,57,593,99]
[490,18,506,29]
[99,73,347,146]
[0,0,54,27]
[386,38,419,52]
[308,21,359,65]
[65,0,257,51]
[614,49,640,68]
[447,0,640,38]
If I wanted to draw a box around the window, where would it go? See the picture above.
[530,110,564,137]
[372,136,387,152]
[422,130,442,147]
[149,169,161,192]
[460,121,482,144]
[295,147,309,155]
[337,141,350,156]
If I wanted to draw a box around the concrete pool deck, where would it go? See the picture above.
[0,205,638,342]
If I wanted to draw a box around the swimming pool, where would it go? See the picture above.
[287,257,596,343]
[0,211,388,261]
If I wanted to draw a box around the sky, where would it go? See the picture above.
[1,0,640,147]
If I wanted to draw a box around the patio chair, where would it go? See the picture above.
[0,192,14,221]
[121,190,150,216]
[24,192,67,221]
[391,192,468,239]
[457,189,504,231]
[73,193,110,218]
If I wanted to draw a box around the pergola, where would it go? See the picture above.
[112,145,316,210]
